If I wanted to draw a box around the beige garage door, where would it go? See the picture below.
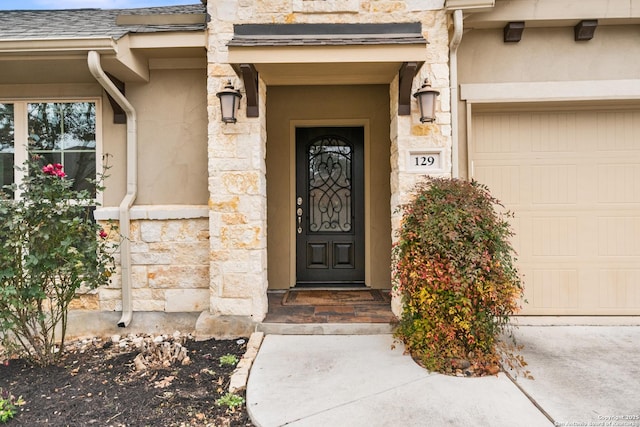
[471,107,640,315]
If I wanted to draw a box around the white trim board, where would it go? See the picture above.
[460,80,640,103]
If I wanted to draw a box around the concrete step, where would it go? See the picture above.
[257,322,394,335]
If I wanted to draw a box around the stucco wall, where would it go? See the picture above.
[104,68,208,206]
[458,25,640,85]
[0,67,209,208]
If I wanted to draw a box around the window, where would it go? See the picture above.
[0,103,14,192]
[0,100,100,198]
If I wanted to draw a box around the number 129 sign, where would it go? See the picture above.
[408,151,442,173]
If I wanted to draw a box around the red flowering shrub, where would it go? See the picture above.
[393,177,524,374]
[0,157,116,366]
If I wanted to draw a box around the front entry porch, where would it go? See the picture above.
[263,289,396,324]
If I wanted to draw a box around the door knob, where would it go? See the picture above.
[296,196,303,234]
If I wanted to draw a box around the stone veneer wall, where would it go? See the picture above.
[77,207,211,315]
[207,0,451,320]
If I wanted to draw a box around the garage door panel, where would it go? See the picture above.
[532,165,577,205]
[531,112,579,153]
[472,108,640,315]
[474,113,529,154]
[597,111,640,151]
[474,164,522,205]
[599,270,640,309]
[531,217,578,257]
[597,163,640,203]
[527,268,580,310]
[597,216,640,256]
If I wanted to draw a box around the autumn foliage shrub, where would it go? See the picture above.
[393,177,524,374]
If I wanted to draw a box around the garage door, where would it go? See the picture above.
[471,107,640,315]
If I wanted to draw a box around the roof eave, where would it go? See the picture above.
[0,37,117,55]
[0,36,150,83]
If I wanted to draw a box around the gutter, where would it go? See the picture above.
[87,50,137,327]
[450,9,463,178]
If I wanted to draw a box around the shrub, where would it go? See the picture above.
[0,388,24,423]
[219,353,239,367]
[393,177,524,374]
[215,392,245,411]
[0,156,116,366]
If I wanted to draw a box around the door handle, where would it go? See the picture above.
[296,196,303,234]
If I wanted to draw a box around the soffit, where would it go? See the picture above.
[227,23,427,85]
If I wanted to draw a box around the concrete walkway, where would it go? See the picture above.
[246,327,640,427]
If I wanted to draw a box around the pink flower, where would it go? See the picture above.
[42,163,66,178]
[99,229,108,239]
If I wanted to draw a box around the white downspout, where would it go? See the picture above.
[450,9,463,178]
[87,50,137,327]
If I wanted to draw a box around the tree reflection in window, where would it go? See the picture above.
[0,103,15,195]
[28,102,96,195]
[308,135,352,232]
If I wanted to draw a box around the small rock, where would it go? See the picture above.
[153,335,164,344]
[133,353,147,371]
[451,358,471,370]
[111,335,121,343]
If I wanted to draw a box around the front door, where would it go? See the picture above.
[295,127,365,285]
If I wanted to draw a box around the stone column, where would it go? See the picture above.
[205,0,269,324]
[390,10,452,317]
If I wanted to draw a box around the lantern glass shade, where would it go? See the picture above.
[216,81,242,124]
[413,79,440,123]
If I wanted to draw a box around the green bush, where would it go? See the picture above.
[215,392,245,411]
[0,156,116,366]
[393,177,524,374]
[0,388,24,423]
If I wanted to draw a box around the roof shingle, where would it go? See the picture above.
[0,4,206,41]
[228,23,426,47]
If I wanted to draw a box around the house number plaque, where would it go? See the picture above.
[408,150,443,173]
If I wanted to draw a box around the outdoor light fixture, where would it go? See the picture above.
[575,20,598,41]
[504,21,525,43]
[413,79,440,123]
[216,80,242,124]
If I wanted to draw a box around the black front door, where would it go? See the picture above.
[295,127,365,285]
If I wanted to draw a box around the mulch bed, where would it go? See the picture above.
[0,336,254,426]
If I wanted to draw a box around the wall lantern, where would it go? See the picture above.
[413,79,440,123]
[216,80,242,124]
